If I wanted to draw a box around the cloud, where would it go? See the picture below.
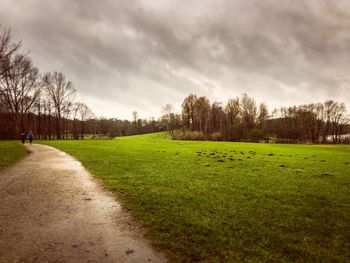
[1,0,349,118]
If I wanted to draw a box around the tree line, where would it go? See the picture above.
[173,94,350,143]
[0,28,168,139]
[1,28,349,143]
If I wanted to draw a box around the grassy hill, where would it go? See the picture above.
[40,133,350,262]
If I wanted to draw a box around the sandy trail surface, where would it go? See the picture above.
[0,144,166,263]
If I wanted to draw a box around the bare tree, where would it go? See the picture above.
[257,103,269,129]
[62,101,73,139]
[241,93,257,130]
[162,104,174,120]
[320,100,348,143]
[44,72,76,139]
[19,59,41,133]
[225,98,240,126]
[194,96,211,133]
[0,28,21,78]
[132,111,138,123]
[162,103,175,133]
[0,55,40,136]
[72,103,80,139]
[330,102,347,143]
[46,100,53,139]
[181,94,197,129]
[210,101,225,134]
[78,103,94,139]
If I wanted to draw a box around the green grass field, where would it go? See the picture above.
[40,133,350,262]
[0,141,27,170]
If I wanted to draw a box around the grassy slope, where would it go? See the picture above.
[0,141,27,170]
[40,133,350,262]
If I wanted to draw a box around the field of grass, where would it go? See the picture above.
[40,133,350,262]
[0,141,27,170]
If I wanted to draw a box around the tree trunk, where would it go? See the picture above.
[56,113,61,139]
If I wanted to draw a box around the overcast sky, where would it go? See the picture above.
[1,0,349,119]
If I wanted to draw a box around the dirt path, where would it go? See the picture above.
[0,144,166,263]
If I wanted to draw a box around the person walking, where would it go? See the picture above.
[21,132,26,144]
[28,131,33,145]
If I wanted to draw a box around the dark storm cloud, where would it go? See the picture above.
[0,0,349,118]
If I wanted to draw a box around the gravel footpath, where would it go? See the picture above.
[0,144,166,263]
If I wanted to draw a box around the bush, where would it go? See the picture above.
[209,132,223,141]
[171,130,206,141]
[267,134,278,143]
[276,138,300,144]
[248,129,264,142]
[341,137,350,144]
[171,131,227,141]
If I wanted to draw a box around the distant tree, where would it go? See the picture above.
[240,93,257,133]
[210,101,225,134]
[194,96,211,133]
[257,103,269,128]
[132,110,139,134]
[296,105,318,142]
[44,72,76,139]
[329,102,348,143]
[225,98,240,126]
[77,103,94,139]
[62,101,73,139]
[132,111,138,123]
[0,55,40,136]
[46,100,53,139]
[306,101,343,143]
[162,103,174,120]
[0,28,21,78]
[162,103,176,134]
[40,99,51,139]
[72,103,80,139]
[181,94,197,129]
